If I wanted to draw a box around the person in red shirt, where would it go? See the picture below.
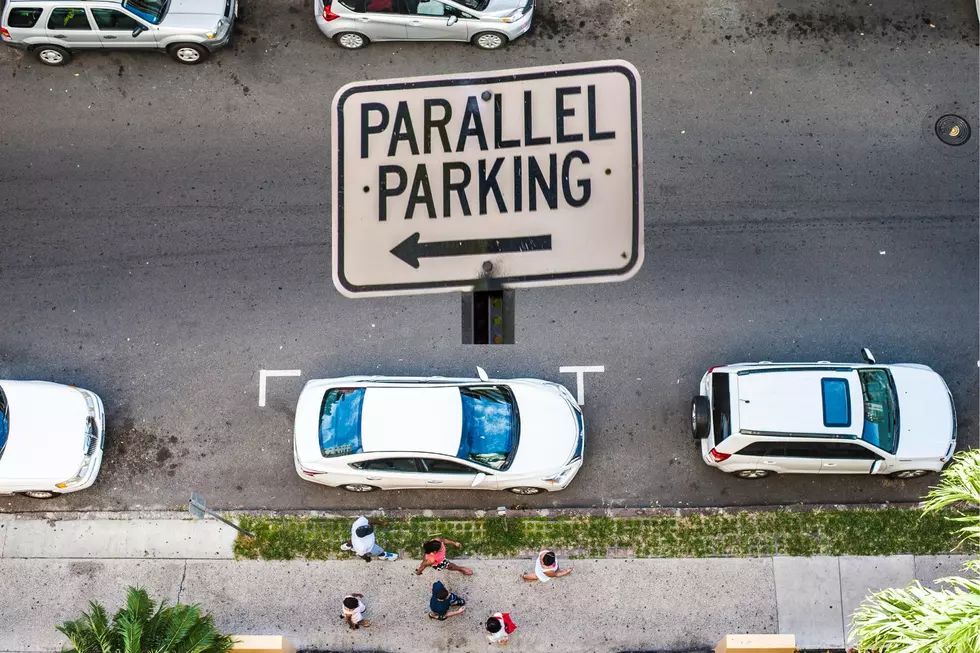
[414,537,473,576]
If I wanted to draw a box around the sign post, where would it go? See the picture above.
[188,492,255,539]
[331,60,643,299]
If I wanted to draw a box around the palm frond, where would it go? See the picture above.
[56,618,100,653]
[114,612,144,653]
[922,449,980,512]
[156,604,202,652]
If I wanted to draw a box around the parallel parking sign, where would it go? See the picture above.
[331,60,643,298]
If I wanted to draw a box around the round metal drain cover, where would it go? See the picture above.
[935,114,971,146]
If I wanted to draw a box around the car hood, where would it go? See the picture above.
[891,366,955,459]
[0,381,87,481]
[481,0,526,17]
[506,383,578,475]
[163,0,226,23]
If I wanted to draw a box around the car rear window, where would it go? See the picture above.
[457,386,515,470]
[6,7,44,27]
[319,388,365,458]
[821,378,851,427]
[712,372,731,444]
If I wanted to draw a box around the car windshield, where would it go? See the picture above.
[445,0,490,10]
[319,388,365,458]
[859,369,898,453]
[458,386,516,470]
[0,387,7,461]
[121,0,170,24]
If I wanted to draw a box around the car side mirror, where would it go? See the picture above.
[447,14,458,26]
[861,348,876,364]
[132,25,146,37]
[471,473,486,487]
[476,366,489,382]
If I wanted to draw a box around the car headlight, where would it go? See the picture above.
[543,463,578,486]
[58,453,94,489]
[206,18,229,39]
[499,8,522,22]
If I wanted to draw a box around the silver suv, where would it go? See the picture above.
[1,0,236,66]
[315,0,534,51]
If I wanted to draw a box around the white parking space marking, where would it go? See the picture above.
[559,365,605,406]
[258,369,302,407]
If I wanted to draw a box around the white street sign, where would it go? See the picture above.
[331,60,643,298]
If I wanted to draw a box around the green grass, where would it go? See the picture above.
[233,508,971,561]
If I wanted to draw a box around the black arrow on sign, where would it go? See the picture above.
[390,232,553,269]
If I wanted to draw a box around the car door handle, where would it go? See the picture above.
[366,476,381,480]
[103,35,117,39]
[358,17,370,21]
[426,480,443,484]
[54,34,67,38]
[409,20,422,25]
[763,460,777,465]
[823,463,837,467]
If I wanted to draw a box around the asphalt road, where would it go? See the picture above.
[0,0,976,512]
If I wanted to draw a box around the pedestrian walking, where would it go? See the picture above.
[522,549,573,583]
[341,516,398,562]
[428,580,466,620]
[341,593,370,630]
[414,537,473,575]
[485,612,517,645]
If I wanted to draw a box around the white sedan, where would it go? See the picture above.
[293,368,584,495]
[0,380,105,498]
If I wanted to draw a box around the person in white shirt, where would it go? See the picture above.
[522,550,572,583]
[341,516,398,562]
[341,594,369,630]
[485,613,516,645]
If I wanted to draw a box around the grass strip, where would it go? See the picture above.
[234,508,972,560]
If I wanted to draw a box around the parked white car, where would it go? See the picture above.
[691,349,957,479]
[0,380,105,498]
[293,368,584,494]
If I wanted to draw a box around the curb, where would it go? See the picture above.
[0,502,923,521]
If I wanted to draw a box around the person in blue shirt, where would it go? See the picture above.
[428,581,466,620]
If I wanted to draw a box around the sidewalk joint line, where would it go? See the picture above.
[772,557,781,633]
[837,556,846,644]
[177,560,188,604]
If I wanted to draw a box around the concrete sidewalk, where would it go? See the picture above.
[0,515,971,652]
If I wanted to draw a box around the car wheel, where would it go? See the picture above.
[334,32,369,50]
[35,45,71,66]
[506,486,542,495]
[890,469,932,479]
[168,43,209,64]
[19,490,58,499]
[472,32,507,50]
[733,469,770,480]
[342,483,378,493]
[691,395,710,439]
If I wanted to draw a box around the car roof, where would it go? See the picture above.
[360,386,463,456]
[735,368,862,436]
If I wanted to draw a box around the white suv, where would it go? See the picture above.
[691,349,957,480]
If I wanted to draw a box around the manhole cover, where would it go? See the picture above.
[935,114,971,146]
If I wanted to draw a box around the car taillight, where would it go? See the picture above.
[709,448,731,463]
[1,28,11,39]
[302,469,321,476]
[323,2,340,20]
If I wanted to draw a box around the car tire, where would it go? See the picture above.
[733,469,771,480]
[35,45,71,66]
[471,32,508,50]
[691,395,710,439]
[890,469,932,479]
[168,43,209,65]
[334,32,369,50]
[342,483,378,493]
[506,486,542,495]
[19,490,58,499]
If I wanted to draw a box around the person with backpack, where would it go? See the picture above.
[522,549,573,583]
[485,612,517,645]
[341,593,370,630]
[341,516,398,562]
[428,580,466,620]
[414,537,472,575]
